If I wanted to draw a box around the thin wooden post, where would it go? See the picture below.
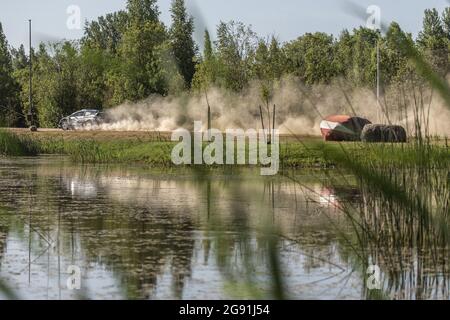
[266,102,271,144]
[205,88,211,141]
[259,105,266,144]
[272,104,276,142]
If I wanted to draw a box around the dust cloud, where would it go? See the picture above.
[97,77,450,137]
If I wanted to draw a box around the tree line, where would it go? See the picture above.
[0,1,449,128]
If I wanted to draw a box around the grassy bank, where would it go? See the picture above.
[0,129,38,156]
[2,129,449,169]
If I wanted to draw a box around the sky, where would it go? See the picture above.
[1,0,450,51]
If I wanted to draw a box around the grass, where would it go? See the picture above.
[4,129,448,169]
[0,129,38,157]
[279,138,449,299]
[328,141,449,299]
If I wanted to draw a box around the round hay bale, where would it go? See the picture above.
[361,124,381,142]
[361,124,407,143]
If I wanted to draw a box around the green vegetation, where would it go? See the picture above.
[1,2,450,128]
[279,28,450,296]
[12,131,176,164]
[0,129,38,156]
[0,24,22,127]
[4,130,449,170]
[319,140,449,299]
[1,1,449,301]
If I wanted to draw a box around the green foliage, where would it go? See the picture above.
[9,130,449,170]
[285,32,337,84]
[253,37,286,104]
[37,42,80,127]
[215,21,258,91]
[204,29,213,61]
[77,46,110,108]
[83,11,129,54]
[381,23,411,83]
[11,45,28,70]
[170,0,197,88]
[0,129,38,156]
[417,9,449,73]
[2,5,450,128]
[127,0,160,24]
[110,19,168,103]
[0,23,22,127]
[192,30,219,92]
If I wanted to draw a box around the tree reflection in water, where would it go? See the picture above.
[0,157,447,300]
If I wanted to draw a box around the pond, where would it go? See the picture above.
[0,156,447,300]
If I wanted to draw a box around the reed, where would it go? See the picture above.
[282,47,450,299]
[0,129,38,156]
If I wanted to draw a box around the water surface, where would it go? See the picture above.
[0,157,447,300]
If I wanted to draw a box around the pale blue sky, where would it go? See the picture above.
[1,0,449,50]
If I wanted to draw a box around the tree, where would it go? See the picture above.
[11,45,28,70]
[102,0,173,104]
[127,0,160,24]
[82,10,130,108]
[0,22,22,127]
[253,36,285,105]
[332,27,380,87]
[109,19,168,103]
[5,3,450,129]
[30,42,81,127]
[418,8,446,48]
[215,21,257,91]
[284,32,336,85]
[204,29,213,61]
[334,30,353,79]
[12,46,35,126]
[417,8,448,73]
[83,11,129,54]
[268,37,285,80]
[442,7,450,40]
[192,29,219,93]
[78,46,110,109]
[352,28,380,87]
[170,0,197,88]
[382,22,411,84]
[11,45,39,127]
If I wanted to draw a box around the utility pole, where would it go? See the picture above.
[28,20,36,131]
[376,40,380,123]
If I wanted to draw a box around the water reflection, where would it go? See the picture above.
[0,157,447,300]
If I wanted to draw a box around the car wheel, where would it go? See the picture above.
[83,120,95,129]
[61,121,70,131]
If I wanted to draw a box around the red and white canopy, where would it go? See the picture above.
[320,115,371,141]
